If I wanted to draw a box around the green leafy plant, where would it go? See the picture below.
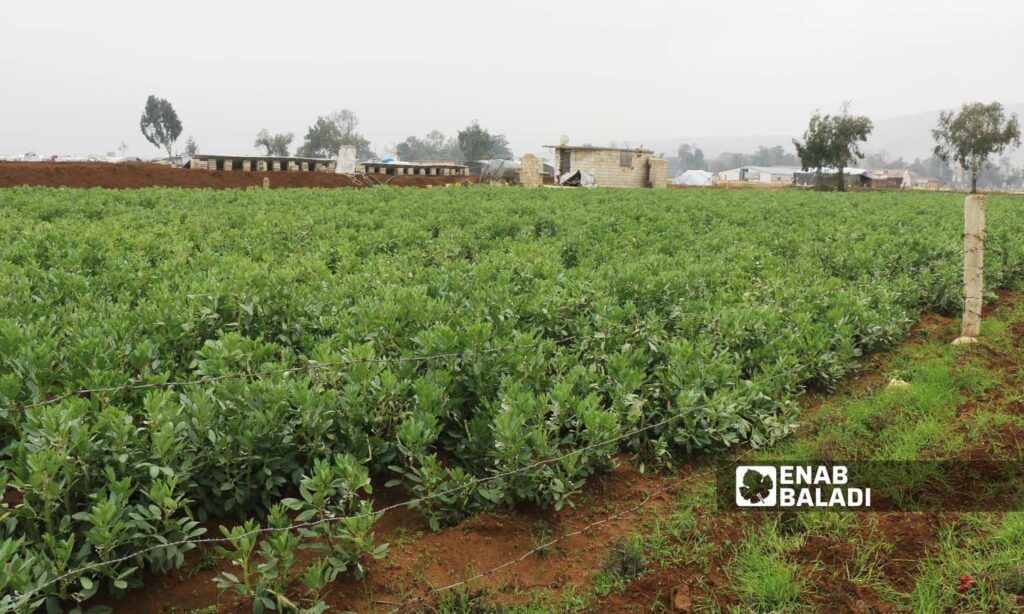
[2,186,1024,605]
[281,454,388,579]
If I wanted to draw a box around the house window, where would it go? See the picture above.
[619,151,632,167]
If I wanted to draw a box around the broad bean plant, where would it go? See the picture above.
[2,186,1024,610]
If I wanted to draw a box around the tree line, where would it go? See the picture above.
[670,102,1020,193]
[141,94,1019,193]
[668,144,800,175]
[139,95,512,165]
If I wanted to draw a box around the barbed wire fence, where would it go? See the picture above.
[5,405,770,609]
[384,447,755,614]
[0,313,697,416]
[1,313,802,610]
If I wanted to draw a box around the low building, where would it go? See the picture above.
[714,166,799,184]
[357,160,469,176]
[467,159,555,179]
[864,169,911,189]
[794,167,870,188]
[545,144,667,188]
[187,154,336,172]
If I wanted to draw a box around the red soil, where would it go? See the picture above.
[70,295,1024,612]
[0,162,478,190]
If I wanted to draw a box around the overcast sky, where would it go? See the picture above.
[2,0,1021,159]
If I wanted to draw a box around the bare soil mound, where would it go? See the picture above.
[0,162,477,190]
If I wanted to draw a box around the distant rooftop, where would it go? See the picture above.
[192,153,334,162]
[544,144,653,154]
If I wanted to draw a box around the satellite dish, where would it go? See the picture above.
[559,135,570,146]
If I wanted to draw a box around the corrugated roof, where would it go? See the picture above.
[746,166,802,175]
[715,166,801,175]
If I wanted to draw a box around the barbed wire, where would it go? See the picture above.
[1,307,810,609]
[385,448,755,613]
[0,335,570,415]
[0,381,749,607]
[4,353,799,610]
[0,313,688,416]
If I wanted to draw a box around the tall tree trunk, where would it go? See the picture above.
[837,166,845,192]
[971,168,978,194]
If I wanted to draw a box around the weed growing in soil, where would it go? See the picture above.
[596,534,650,591]
[727,522,806,612]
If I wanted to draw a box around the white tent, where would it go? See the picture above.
[672,170,714,186]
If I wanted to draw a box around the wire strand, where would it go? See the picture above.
[3,317,805,606]
[386,448,755,613]
[6,360,800,607]
[0,314,687,416]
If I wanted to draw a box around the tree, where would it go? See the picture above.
[909,154,954,185]
[932,101,1021,193]
[864,151,907,170]
[296,110,375,160]
[748,145,799,167]
[254,129,294,156]
[676,144,707,171]
[793,103,873,191]
[457,121,513,161]
[396,130,462,162]
[139,95,183,158]
[184,136,199,157]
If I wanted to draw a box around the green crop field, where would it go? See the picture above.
[2,187,1024,612]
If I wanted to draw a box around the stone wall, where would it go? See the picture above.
[520,154,543,187]
[647,157,667,188]
[558,148,655,188]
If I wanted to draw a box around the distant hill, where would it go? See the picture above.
[642,134,793,160]
[644,103,1024,164]
[867,104,1024,163]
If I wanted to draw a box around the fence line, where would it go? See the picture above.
[0,313,689,416]
[4,314,805,607]
[3,406,696,604]
[8,358,796,609]
[385,448,755,613]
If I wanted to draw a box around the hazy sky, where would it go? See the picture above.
[2,0,1022,159]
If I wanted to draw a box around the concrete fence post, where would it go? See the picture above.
[954,194,985,344]
[263,177,270,190]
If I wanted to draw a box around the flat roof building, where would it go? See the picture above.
[186,154,336,172]
[545,144,666,188]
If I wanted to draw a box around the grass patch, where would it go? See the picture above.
[726,521,807,612]
[907,513,1024,612]
[594,535,650,594]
